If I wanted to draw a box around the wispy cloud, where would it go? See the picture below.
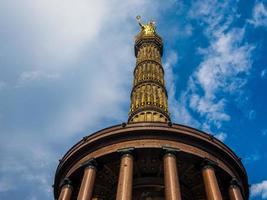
[261,69,267,78]
[0,140,55,198]
[164,51,200,127]
[171,0,254,140]
[18,70,60,83]
[188,0,234,37]
[248,2,267,27]
[262,129,267,136]
[251,180,267,199]
[244,151,261,164]
[214,132,227,141]
[248,109,256,120]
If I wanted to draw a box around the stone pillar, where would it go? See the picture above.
[77,159,98,200]
[202,162,222,200]
[163,149,182,200]
[229,179,244,200]
[116,149,134,200]
[58,178,73,200]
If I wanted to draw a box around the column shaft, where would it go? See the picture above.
[77,166,97,200]
[58,185,72,200]
[116,154,134,200]
[163,153,182,200]
[202,166,223,200]
[229,185,243,200]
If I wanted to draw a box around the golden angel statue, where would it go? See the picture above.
[136,15,156,35]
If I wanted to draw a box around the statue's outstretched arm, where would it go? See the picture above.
[136,15,145,29]
[138,22,145,29]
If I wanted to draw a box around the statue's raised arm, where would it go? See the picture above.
[136,16,156,35]
[136,15,145,29]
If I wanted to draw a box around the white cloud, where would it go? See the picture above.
[164,51,180,119]
[164,51,201,127]
[0,139,55,198]
[214,132,227,141]
[1,0,159,70]
[19,70,60,83]
[1,0,162,138]
[196,28,253,97]
[0,0,163,199]
[170,0,254,139]
[248,110,256,120]
[1,0,108,68]
[244,152,261,164]
[251,180,267,199]
[248,2,267,27]
[184,24,193,36]
[262,129,267,136]
[261,69,267,78]
[189,0,234,37]
[189,95,230,123]
[184,28,253,133]
[164,51,189,121]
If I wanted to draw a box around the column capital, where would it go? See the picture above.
[229,178,244,200]
[59,178,72,189]
[81,158,98,170]
[200,158,218,170]
[117,147,135,158]
[161,146,180,158]
[230,178,242,188]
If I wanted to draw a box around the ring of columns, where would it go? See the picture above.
[54,122,248,200]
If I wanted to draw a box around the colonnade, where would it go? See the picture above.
[58,150,244,200]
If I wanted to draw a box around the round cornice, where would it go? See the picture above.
[54,122,248,199]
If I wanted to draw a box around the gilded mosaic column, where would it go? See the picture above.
[116,150,134,200]
[58,178,73,200]
[163,149,182,200]
[202,162,223,200]
[229,179,244,200]
[77,159,97,200]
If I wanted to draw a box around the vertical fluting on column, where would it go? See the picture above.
[58,178,73,200]
[163,149,182,200]
[229,179,244,200]
[77,159,97,200]
[116,149,134,200]
[202,161,223,200]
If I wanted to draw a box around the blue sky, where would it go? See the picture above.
[0,0,266,199]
